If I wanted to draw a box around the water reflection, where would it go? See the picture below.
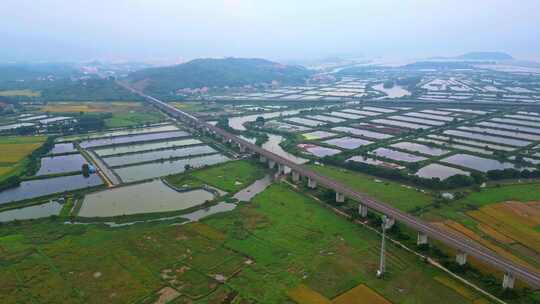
[0,200,62,222]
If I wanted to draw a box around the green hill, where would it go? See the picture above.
[127,57,312,95]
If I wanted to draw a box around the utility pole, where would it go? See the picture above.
[377,215,387,278]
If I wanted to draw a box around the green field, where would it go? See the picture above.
[460,183,540,206]
[309,164,434,212]
[422,183,540,224]
[0,182,487,303]
[166,160,267,193]
[104,111,164,128]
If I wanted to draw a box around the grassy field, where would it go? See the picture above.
[0,181,491,303]
[0,89,40,97]
[166,160,267,193]
[309,164,433,212]
[207,184,483,303]
[422,183,540,278]
[104,111,163,128]
[38,101,165,128]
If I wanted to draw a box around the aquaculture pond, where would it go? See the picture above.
[388,115,446,126]
[505,114,540,122]
[323,137,373,150]
[391,142,449,156]
[363,106,396,113]
[332,126,393,139]
[79,180,216,217]
[94,138,202,157]
[342,109,381,116]
[103,145,217,167]
[415,164,470,180]
[493,117,540,128]
[58,124,179,142]
[306,115,345,123]
[347,156,405,169]
[0,200,62,222]
[426,135,515,151]
[441,154,518,172]
[327,111,365,119]
[298,144,341,157]
[371,148,427,163]
[285,117,326,127]
[0,122,34,131]
[114,154,230,183]
[404,112,457,122]
[443,130,531,147]
[0,174,103,205]
[49,142,76,155]
[36,154,87,176]
[371,119,431,130]
[478,122,540,135]
[80,131,190,148]
[460,126,540,141]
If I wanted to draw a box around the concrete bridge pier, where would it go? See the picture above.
[417,232,428,246]
[268,160,276,169]
[291,171,300,183]
[456,251,468,266]
[277,164,285,175]
[307,177,317,189]
[358,203,368,218]
[238,144,246,153]
[336,192,345,203]
[259,155,267,163]
[503,272,515,289]
[282,165,291,175]
[384,217,395,230]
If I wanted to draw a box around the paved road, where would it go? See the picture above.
[120,82,540,289]
[85,150,121,186]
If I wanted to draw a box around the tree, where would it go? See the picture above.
[254,116,265,126]
[82,164,90,177]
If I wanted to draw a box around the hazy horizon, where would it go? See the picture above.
[1,0,539,63]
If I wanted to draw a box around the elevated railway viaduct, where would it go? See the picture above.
[121,84,540,290]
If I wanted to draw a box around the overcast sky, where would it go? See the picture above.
[1,0,539,63]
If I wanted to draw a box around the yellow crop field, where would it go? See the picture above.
[434,276,476,301]
[477,223,514,244]
[493,201,540,227]
[468,205,540,253]
[0,89,40,97]
[0,136,46,164]
[40,101,142,113]
[332,284,391,304]
[288,284,332,304]
[0,166,13,176]
[438,220,535,272]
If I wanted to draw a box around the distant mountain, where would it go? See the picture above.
[403,61,476,70]
[457,52,513,61]
[0,63,80,82]
[428,52,513,62]
[127,57,312,94]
